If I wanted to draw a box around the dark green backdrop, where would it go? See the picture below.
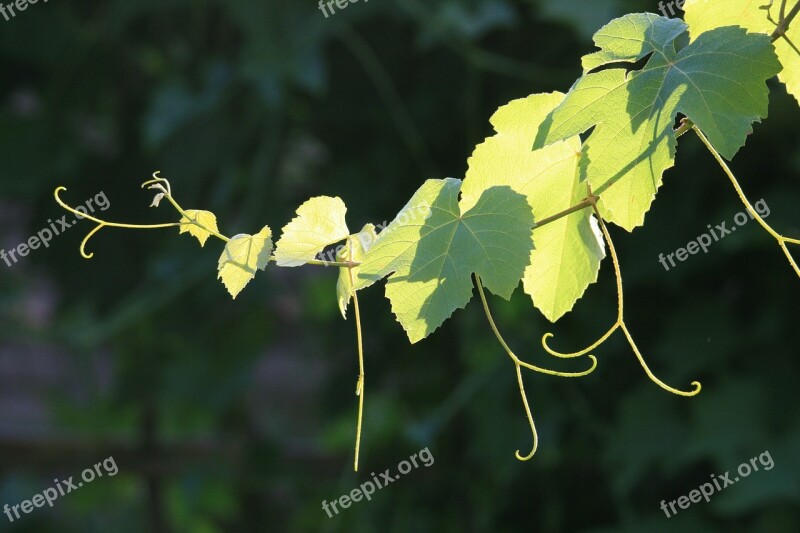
[0,0,798,531]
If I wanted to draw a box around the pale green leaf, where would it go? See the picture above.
[217,226,273,299]
[534,13,781,230]
[685,0,800,104]
[462,93,605,322]
[179,209,219,247]
[357,178,534,343]
[274,196,350,267]
[336,224,378,319]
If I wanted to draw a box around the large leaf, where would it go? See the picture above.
[684,0,800,104]
[356,178,534,343]
[217,226,273,299]
[274,196,349,267]
[336,223,377,319]
[534,13,781,230]
[462,93,605,322]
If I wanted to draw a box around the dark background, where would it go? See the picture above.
[1,0,799,531]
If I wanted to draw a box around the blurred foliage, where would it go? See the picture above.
[0,0,799,532]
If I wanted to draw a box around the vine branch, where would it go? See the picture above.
[474,274,597,461]
[691,126,800,277]
[54,187,181,259]
[56,175,362,268]
[346,236,366,472]
[57,174,599,269]
[772,0,800,40]
[533,194,599,229]
[541,189,702,397]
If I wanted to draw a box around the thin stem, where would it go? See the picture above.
[541,325,618,359]
[79,224,107,259]
[542,190,624,360]
[594,194,624,320]
[296,257,361,268]
[141,176,172,196]
[542,189,701,397]
[55,187,182,258]
[163,194,230,243]
[54,187,180,231]
[773,0,800,39]
[60,180,366,267]
[281,196,601,270]
[475,276,598,378]
[142,173,231,243]
[533,195,598,229]
[766,0,800,55]
[594,201,701,396]
[619,323,701,398]
[513,364,538,461]
[781,32,800,56]
[674,118,694,139]
[474,274,597,461]
[692,126,800,278]
[347,237,366,472]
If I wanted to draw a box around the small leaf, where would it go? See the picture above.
[179,209,219,247]
[217,226,273,299]
[357,178,534,343]
[274,196,350,267]
[337,224,378,319]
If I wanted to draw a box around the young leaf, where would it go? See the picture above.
[337,224,377,319]
[684,0,800,104]
[217,226,273,299]
[274,196,350,267]
[533,13,781,230]
[180,209,220,247]
[357,178,534,343]
[462,93,605,322]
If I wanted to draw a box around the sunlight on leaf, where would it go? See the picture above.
[463,92,605,322]
[275,196,350,266]
[685,0,800,104]
[337,224,378,319]
[357,178,534,343]
[179,209,220,247]
[217,226,273,299]
[534,13,781,230]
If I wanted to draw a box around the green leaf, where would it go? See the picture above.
[336,224,378,319]
[684,0,800,104]
[357,178,534,343]
[462,93,605,322]
[217,226,273,299]
[534,13,781,230]
[274,196,350,267]
[179,209,219,247]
